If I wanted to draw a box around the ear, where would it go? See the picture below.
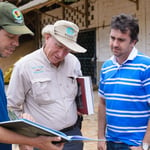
[44,33,51,41]
[131,40,137,47]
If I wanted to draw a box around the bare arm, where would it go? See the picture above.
[0,126,64,150]
[130,119,150,150]
[97,97,106,150]
[143,119,150,144]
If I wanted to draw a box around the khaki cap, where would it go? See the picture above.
[0,2,34,35]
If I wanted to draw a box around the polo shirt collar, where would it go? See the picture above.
[111,47,138,65]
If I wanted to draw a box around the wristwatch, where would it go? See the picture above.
[142,143,150,150]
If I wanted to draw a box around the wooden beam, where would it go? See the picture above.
[20,0,58,14]
[84,0,88,27]
[129,0,139,10]
[40,11,62,20]
[56,1,85,15]
[20,0,85,15]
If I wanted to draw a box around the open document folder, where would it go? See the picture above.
[0,119,105,143]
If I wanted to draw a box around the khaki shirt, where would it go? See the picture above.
[7,48,82,130]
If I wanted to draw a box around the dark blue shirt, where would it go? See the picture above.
[0,70,11,150]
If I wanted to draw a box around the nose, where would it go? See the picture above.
[12,36,19,47]
[113,39,119,47]
[57,48,69,58]
[57,49,65,57]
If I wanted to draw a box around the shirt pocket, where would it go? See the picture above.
[63,76,78,98]
[31,78,58,105]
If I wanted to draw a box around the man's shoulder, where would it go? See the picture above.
[66,53,79,62]
[102,59,113,68]
[67,53,78,58]
[136,52,150,64]
[15,49,41,65]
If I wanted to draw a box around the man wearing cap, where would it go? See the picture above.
[7,20,87,150]
[0,1,64,150]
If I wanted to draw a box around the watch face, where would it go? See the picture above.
[142,143,149,150]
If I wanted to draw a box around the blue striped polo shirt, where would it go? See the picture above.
[98,47,150,146]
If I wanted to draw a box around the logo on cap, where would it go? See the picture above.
[65,27,76,40]
[12,8,23,24]
[66,27,75,36]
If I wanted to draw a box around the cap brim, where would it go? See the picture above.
[3,25,34,36]
[55,35,87,53]
[48,26,87,53]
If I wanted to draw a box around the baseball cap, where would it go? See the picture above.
[0,2,34,35]
[42,20,87,53]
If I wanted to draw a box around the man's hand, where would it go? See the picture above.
[19,113,35,150]
[20,113,35,122]
[33,136,64,150]
[97,141,106,150]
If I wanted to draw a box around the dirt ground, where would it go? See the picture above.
[13,90,99,150]
[82,90,99,150]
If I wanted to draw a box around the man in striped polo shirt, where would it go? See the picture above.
[98,14,150,150]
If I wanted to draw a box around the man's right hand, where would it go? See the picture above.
[97,141,106,150]
[19,136,64,150]
[31,136,64,150]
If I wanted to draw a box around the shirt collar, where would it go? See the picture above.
[110,47,138,65]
